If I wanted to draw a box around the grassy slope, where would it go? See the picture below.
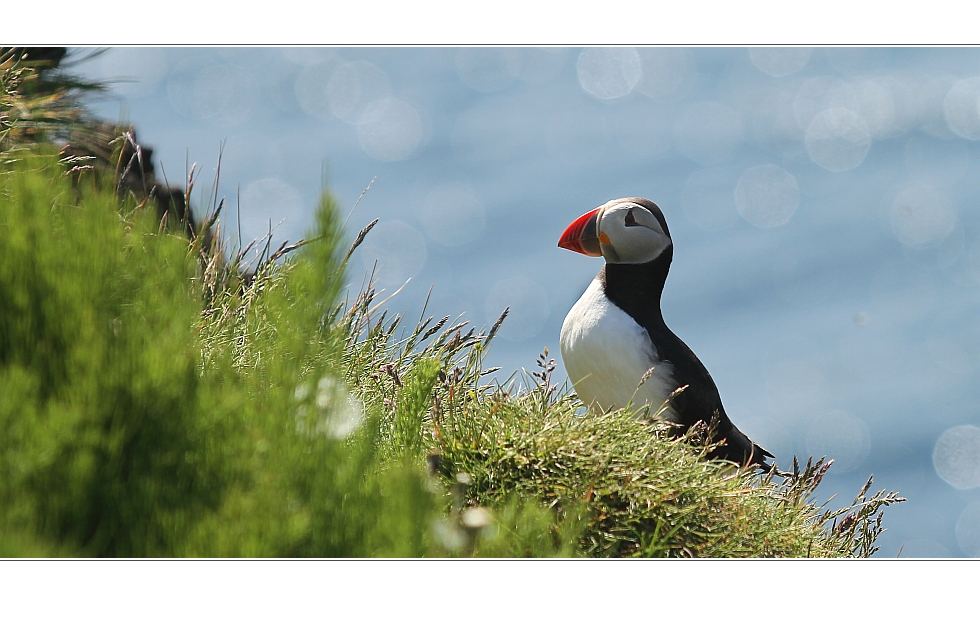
[192,173,904,558]
[337,291,903,558]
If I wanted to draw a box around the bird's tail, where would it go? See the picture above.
[748,441,774,472]
[709,425,773,471]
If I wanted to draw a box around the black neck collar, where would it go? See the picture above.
[599,245,673,330]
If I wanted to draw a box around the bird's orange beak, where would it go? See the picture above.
[558,208,602,257]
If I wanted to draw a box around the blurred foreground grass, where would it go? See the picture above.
[0,152,904,557]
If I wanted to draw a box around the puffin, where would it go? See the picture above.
[558,197,772,468]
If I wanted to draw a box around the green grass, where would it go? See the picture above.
[0,150,905,557]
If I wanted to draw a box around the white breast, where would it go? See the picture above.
[559,279,677,418]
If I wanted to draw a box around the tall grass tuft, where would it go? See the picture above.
[0,152,227,556]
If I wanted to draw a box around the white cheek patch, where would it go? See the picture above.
[598,204,671,264]
[601,226,669,264]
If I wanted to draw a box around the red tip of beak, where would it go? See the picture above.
[558,208,602,257]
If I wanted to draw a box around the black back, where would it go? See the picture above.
[597,200,771,466]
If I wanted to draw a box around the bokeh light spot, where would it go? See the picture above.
[735,165,799,228]
[485,277,550,341]
[944,77,980,140]
[854,78,898,139]
[576,48,641,100]
[933,425,980,489]
[872,76,919,138]
[325,61,391,123]
[917,74,959,138]
[955,502,980,557]
[805,108,871,171]
[294,58,344,120]
[635,48,695,101]
[889,185,956,249]
[356,98,423,161]
[419,183,486,247]
[749,85,805,155]
[749,48,812,77]
[806,410,871,474]
[795,77,858,131]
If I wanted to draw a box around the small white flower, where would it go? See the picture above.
[294,382,311,401]
[431,518,466,551]
[309,376,366,439]
[461,507,492,530]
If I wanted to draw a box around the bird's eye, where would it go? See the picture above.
[624,208,639,227]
